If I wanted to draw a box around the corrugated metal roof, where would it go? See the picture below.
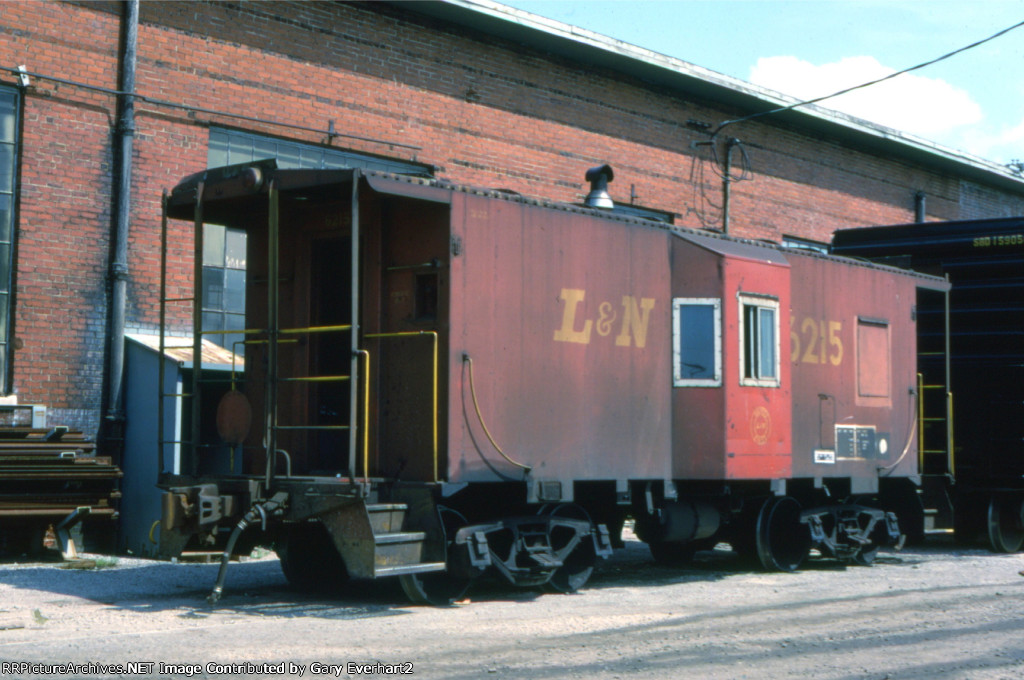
[127,334,243,371]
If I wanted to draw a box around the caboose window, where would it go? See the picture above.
[672,298,721,387]
[739,295,780,387]
[856,318,890,399]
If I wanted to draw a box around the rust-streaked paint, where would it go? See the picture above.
[671,234,792,480]
[446,194,672,484]
[788,251,919,483]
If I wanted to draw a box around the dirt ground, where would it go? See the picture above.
[0,533,1022,680]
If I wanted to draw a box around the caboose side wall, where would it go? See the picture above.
[670,237,792,480]
[670,240,726,479]
[787,252,920,487]
[445,194,672,488]
[721,256,793,480]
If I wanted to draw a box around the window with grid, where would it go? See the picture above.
[203,129,433,353]
[0,88,19,392]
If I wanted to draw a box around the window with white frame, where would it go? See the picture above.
[738,294,780,387]
[672,297,722,387]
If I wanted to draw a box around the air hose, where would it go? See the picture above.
[207,493,287,604]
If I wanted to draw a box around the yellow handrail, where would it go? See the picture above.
[917,373,924,472]
[946,390,955,477]
[354,349,370,484]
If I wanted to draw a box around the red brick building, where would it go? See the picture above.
[0,0,1022,447]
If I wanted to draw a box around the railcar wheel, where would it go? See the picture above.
[276,521,349,593]
[986,495,1024,553]
[399,507,472,606]
[541,504,597,593]
[755,497,811,572]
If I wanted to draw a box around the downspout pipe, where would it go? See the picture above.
[105,0,138,441]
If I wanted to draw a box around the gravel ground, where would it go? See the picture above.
[0,533,1022,680]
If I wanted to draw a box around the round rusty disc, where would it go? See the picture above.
[216,389,252,446]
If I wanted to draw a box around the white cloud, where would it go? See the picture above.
[961,117,1024,164]
[749,55,984,141]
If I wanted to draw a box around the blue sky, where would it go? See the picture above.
[498,0,1024,167]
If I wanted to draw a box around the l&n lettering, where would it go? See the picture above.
[553,288,655,348]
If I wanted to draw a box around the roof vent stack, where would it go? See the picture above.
[584,164,615,209]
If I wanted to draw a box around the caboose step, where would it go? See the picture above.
[320,502,435,580]
[373,530,429,570]
[365,503,409,534]
[375,531,427,545]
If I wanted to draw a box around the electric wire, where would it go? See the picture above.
[712,19,1024,137]
[689,136,754,229]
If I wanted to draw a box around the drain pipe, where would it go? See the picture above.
[105,0,138,442]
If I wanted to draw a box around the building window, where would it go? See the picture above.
[0,87,19,393]
[739,294,780,387]
[208,128,433,176]
[673,298,722,387]
[202,224,246,355]
[203,129,434,352]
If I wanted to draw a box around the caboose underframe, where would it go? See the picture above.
[155,163,944,603]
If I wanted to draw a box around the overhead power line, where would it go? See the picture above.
[712,19,1024,137]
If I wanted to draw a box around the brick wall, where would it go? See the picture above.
[0,0,1022,437]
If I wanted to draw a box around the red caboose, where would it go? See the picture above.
[156,163,945,603]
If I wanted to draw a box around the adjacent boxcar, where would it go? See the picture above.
[155,163,946,603]
[832,217,1024,553]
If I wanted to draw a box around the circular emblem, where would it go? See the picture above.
[750,406,771,446]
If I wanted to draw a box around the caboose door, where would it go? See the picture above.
[369,198,450,482]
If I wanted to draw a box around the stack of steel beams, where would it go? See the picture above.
[0,427,121,557]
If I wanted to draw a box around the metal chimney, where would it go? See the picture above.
[584,164,614,209]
